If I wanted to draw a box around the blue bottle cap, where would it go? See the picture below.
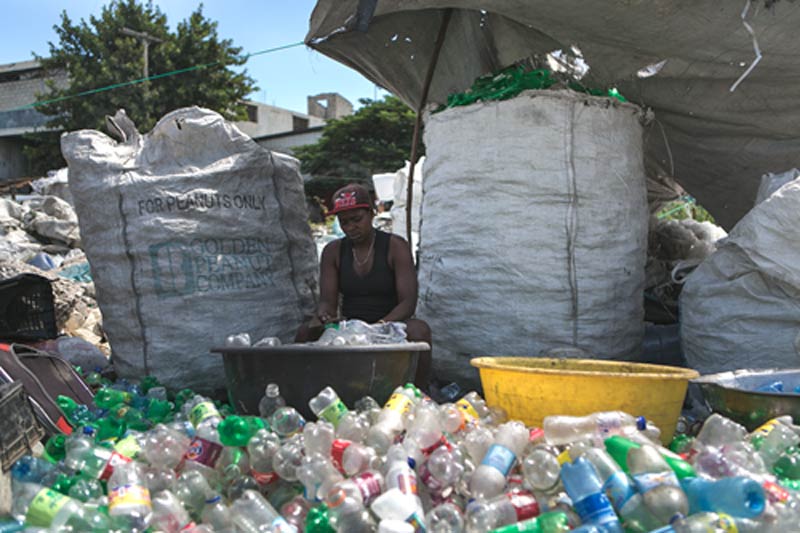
[407,457,416,469]
[636,416,647,430]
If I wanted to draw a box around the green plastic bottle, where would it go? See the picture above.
[145,398,173,424]
[489,510,570,533]
[605,435,696,479]
[94,388,133,410]
[669,434,693,455]
[174,388,195,409]
[218,415,267,447]
[56,396,79,425]
[139,375,161,394]
[94,416,127,442]
[305,505,335,533]
[44,434,67,463]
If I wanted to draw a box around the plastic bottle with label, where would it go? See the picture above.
[247,428,281,487]
[465,489,540,533]
[325,486,377,533]
[368,385,422,453]
[11,481,112,531]
[406,402,450,463]
[64,428,132,480]
[648,512,743,533]
[371,488,427,532]
[470,421,529,499]
[384,444,424,512]
[627,445,688,525]
[604,435,696,479]
[560,457,623,533]
[580,447,634,513]
[487,510,571,533]
[544,412,645,446]
[755,420,800,468]
[231,489,297,532]
[310,387,351,428]
[108,460,152,531]
[680,476,765,518]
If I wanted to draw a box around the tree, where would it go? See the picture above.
[24,0,256,173]
[295,95,420,201]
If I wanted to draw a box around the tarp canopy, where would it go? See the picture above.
[306,0,800,229]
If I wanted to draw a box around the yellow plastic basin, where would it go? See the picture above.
[471,357,699,444]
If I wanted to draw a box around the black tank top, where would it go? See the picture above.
[339,230,398,323]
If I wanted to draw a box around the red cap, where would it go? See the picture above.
[327,184,373,216]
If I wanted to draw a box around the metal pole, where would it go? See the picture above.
[406,9,452,260]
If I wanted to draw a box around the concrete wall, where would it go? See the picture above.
[307,93,354,120]
[0,137,27,181]
[255,128,324,157]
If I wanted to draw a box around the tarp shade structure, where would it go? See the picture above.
[307,0,800,229]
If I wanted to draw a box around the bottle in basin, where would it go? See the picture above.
[310,386,350,428]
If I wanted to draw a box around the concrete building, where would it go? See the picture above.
[0,60,67,181]
[0,58,353,181]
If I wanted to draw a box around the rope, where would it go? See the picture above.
[1,41,306,113]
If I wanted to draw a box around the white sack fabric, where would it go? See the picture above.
[61,108,318,392]
[417,90,648,386]
[682,174,800,375]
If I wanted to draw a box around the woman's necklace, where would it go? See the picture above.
[353,231,376,267]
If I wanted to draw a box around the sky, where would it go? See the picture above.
[0,0,388,114]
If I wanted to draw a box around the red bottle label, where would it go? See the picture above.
[330,439,352,473]
[250,468,278,486]
[421,435,451,456]
[508,490,540,521]
[100,451,132,481]
[184,437,222,468]
[353,472,383,504]
[763,481,789,504]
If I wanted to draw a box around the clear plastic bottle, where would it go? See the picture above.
[368,385,422,453]
[201,493,235,532]
[141,423,192,469]
[274,434,306,482]
[757,422,799,468]
[426,502,465,533]
[11,481,111,531]
[297,454,343,502]
[691,414,748,452]
[336,411,372,443]
[230,489,297,532]
[560,457,623,533]
[406,402,449,461]
[627,445,689,525]
[465,489,540,533]
[605,435,697,479]
[326,487,376,533]
[333,439,380,476]
[304,421,336,457]
[259,383,287,418]
[183,394,223,433]
[310,386,350,427]
[271,406,307,438]
[470,421,529,500]
[544,412,645,446]
[384,444,424,513]
[522,447,561,492]
[108,460,153,531]
[150,489,194,533]
[174,469,214,518]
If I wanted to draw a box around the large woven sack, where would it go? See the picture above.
[62,107,318,392]
[418,90,648,387]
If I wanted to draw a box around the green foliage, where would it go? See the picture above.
[295,95,419,184]
[23,0,256,173]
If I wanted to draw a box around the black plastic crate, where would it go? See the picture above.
[0,274,57,341]
[0,381,45,471]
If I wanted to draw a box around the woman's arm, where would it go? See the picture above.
[381,235,418,322]
[317,240,340,323]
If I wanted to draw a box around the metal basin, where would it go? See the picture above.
[693,368,800,430]
[211,343,428,419]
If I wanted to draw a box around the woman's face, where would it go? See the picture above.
[337,208,373,244]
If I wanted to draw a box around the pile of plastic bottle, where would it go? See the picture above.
[6,373,800,532]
